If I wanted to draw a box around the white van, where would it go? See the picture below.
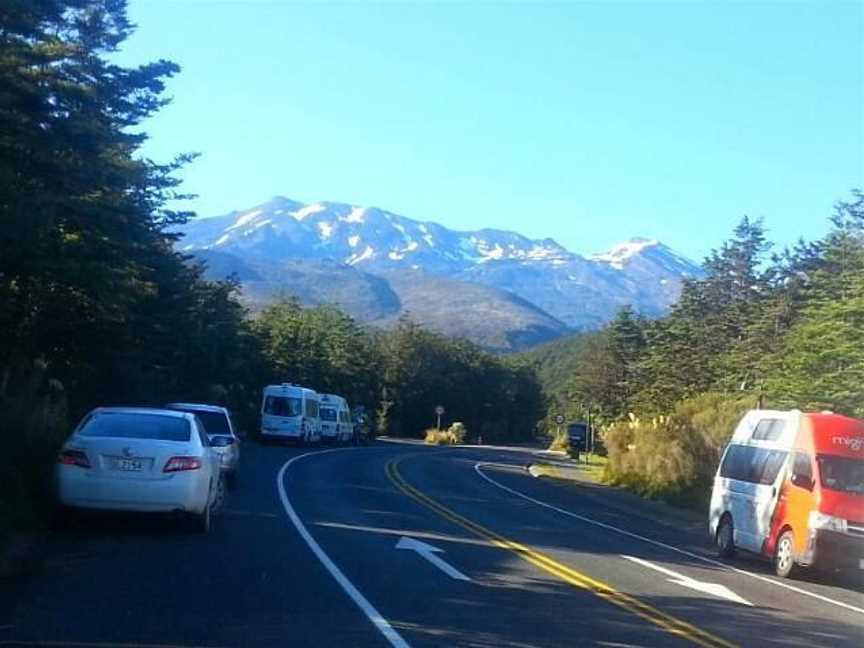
[709,409,864,577]
[318,394,353,444]
[260,384,321,444]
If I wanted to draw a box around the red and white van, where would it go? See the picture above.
[709,410,864,577]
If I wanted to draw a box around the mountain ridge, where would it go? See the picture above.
[179,196,703,351]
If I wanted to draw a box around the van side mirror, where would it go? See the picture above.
[791,473,814,490]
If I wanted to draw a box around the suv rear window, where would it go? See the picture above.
[79,413,191,441]
[172,409,231,436]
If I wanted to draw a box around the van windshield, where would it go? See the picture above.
[320,408,337,422]
[817,455,864,494]
[263,396,302,417]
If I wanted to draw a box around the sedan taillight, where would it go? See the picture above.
[163,456,202,473]
[58,449,91,469]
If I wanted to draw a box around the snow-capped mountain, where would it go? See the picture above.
[178,197,703,348]
[179,197,572,275]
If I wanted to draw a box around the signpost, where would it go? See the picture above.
[554,414,565,443]
[435,405,445,431]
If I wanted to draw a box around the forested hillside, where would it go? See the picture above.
[522,201,864,505]
[0,2,543,539]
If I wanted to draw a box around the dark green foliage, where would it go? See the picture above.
[253,298,381,411]
[527,196,864,504]
[0,3,548,545]
[375,319,544,442]
[0,1,270,540]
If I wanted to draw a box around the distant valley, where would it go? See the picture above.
[178,197,702,351]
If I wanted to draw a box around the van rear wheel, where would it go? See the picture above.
[716,515,735,558]
[774,530,797,578]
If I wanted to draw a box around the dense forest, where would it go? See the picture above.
[1,1,859,537]
[0,2,543,538]
[522,198,864,506]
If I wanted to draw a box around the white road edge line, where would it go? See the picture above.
[474,462,864,616]
[277,450,412,648]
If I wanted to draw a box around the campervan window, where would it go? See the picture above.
[720,444,787,485]
[320,408,337,422]
[752,418,785,441]
[305,399,319,418]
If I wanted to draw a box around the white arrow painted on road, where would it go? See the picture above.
[622,555,753,606]
[396,536,471,582]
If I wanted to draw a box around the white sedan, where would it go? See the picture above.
[56,407,223,532]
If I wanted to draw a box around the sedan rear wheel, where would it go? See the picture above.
[191,499,211,534]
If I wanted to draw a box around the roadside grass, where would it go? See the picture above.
[577,453,608,482]
[533,452,708,519]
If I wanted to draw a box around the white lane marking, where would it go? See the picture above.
[396,536,472,581]
[622,555,753,606]
[277,450,412,648]
[474,462,864,616]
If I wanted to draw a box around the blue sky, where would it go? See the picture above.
[119,1,862,261]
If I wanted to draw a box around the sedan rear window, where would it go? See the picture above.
[79,413,191,441]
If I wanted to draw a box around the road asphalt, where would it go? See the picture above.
[1,440,861,647]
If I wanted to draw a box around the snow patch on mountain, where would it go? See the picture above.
[348,245,375,265]
[293,203,326,221]
[227,209,262,231]
[342,207,366,223]
[318,222,334,238]
[591,238,659,270]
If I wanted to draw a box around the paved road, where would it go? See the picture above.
[1,441,862,647]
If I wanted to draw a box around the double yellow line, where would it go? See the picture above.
[386,458,739,648]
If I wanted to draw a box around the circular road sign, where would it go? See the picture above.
[555,415,565,424]
[435,405,445,416]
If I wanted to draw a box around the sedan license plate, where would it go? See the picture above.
[116,458,144,472]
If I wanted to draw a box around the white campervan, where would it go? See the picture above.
[260,384,321,444]
[318,394,353,444]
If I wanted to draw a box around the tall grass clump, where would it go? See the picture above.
[602,393,751,509]
[424,422,468,445]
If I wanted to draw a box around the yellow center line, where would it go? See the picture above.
[385,458,741,648]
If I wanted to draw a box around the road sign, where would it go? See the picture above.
[555,414,565,424]
[435,405,445,416]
